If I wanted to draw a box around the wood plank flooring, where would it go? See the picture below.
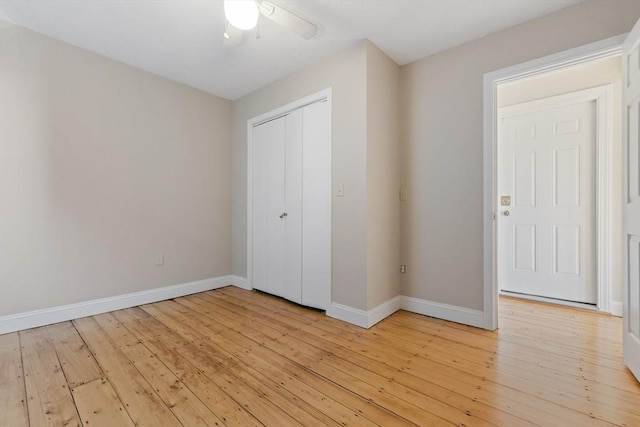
[1,287,638,427]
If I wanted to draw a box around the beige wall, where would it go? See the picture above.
[365,42,401,309]
[498,56,624,305]
[400,1,639,310]
[232,42,369,309]
[0,23,232,316]
[498,57,622,108]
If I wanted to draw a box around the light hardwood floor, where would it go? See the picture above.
[1,287,638,426]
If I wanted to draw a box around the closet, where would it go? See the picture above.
[250,97,331,310]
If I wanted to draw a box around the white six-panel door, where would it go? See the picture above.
[622,18,640,382]
[499,99,596,304]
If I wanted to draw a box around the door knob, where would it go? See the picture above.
[503,210,510,216]
[279,212,288,219]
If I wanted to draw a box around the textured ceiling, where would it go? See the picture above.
[0,0,582,100]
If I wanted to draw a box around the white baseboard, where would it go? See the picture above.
[369,296,401,327]
[326,295,483,329]
[327,303,368,328]
[610,300,623,317]
[230,275,251,290]
[400,296,485,328]
[327,296,400,329]
[0,275,236,335]
[1,276,487,334]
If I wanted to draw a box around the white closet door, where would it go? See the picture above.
[252,116,285,296]
[301,101,331,309]
[252,113,303,304]
[251,95,331,311]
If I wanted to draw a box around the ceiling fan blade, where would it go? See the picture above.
[259,1,317,40]
[223,23,246,46]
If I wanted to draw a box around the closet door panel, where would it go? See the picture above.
[252,117,286,296]
[283,110,303,303]
[267,118,286,298]
[252,123,269,293]
[301,101,331,310]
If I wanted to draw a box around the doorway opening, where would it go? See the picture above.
[483,35,626,330]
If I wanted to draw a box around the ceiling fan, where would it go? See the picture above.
[223,0,318,46]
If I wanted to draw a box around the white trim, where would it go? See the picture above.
[327,303,369,328]
[595,85,614,315]
[610,300,623,317]
[246,88,332,292]
[483,34,626,330]
[0,276,235,334]
[485,35,625,86]
[230,275,252,291]
[368,296,401,327]
[327,296,401,329]
[400,296,485,329]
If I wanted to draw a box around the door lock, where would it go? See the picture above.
[279,212,288,219]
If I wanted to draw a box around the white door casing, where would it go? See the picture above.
[499,95,597,304]
[622,18,640,382]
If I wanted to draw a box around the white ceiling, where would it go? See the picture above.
[0,0,582,100]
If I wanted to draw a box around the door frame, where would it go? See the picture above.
[497,84,613,307]
[483,35,626,330]
[246,88,332,292]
